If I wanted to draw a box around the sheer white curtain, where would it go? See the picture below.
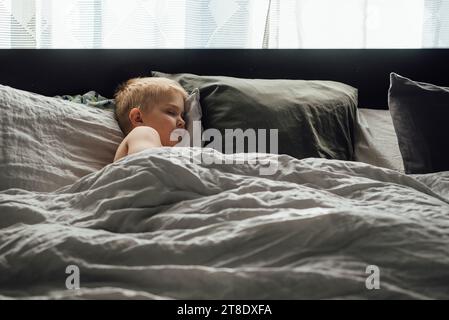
[0,0,266,48]
[267,0,426,48]
[423,0,449,47]
[0,0,448,48]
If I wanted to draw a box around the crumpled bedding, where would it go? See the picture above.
[1,148,448,299]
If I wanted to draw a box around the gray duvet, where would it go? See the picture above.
[0,148,448,299]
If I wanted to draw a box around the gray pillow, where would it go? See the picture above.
[0,85,123,192]
[152,71,358,161]
[388,73,449,174]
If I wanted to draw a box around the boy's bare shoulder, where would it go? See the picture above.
[114,126,162,162]
[128,126,160,138]
[127,126,162,150]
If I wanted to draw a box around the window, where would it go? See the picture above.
[0,0,447,48]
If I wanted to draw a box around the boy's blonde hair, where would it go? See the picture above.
[114,77,188,135]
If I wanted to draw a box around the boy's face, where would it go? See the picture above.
[138,92,186,146]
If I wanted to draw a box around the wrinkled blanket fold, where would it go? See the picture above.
[1,148,448,299]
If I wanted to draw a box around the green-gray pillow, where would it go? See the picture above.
[388,73,449,174]
[152,71,358,161]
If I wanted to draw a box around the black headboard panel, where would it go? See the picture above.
[1,49,449,108]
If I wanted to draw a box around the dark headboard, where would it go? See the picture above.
[1,49,449,108]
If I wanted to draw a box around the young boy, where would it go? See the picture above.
[113,77,188,162]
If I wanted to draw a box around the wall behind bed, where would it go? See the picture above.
[1,49,449,108]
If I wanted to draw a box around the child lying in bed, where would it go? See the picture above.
[113,77,188,162]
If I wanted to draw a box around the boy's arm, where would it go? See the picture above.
[127,126,162,156]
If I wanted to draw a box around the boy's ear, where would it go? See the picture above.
[129,107,143,127]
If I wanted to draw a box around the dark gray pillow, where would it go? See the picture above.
[152,71,358,161]
[388,73,449,174]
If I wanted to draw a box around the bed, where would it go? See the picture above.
[1,49,449,299]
